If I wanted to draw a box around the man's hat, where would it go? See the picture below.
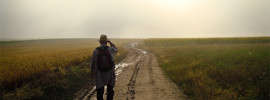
[98,34,109,42]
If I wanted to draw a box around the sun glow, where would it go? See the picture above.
[136,0,204,11]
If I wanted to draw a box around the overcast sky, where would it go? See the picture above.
[0,0,269,39]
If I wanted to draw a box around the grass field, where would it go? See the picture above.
[143,37,270,99]
[0,39,136,99]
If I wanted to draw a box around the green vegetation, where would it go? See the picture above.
[143,37,270,99]
[0,39,135,99]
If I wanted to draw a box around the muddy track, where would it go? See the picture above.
[126,56,143,100]
[74,43,140,100]
[75,42,187,100]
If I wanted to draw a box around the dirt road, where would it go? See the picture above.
[75,42,187,100]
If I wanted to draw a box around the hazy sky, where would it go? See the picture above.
[0,0,269,39]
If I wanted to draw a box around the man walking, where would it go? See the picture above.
[91,34,118,100]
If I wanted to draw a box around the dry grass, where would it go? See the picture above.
[0,39,136,99]
[143,37,270,99]
[0,39,97,90]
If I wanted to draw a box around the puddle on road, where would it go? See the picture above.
[130,42,147,54]
[130,42,138,48]
[114,42,147,80]
[135,48,147,54]
[115,62,133,76]
[114,56,141,78]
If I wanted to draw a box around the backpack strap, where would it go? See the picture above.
[96,47,101,51]
[96,46,109,50]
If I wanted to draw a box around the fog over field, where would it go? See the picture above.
[0,0,269,39]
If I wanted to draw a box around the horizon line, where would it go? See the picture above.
[1,36,270,41]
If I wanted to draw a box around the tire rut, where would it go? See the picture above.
[126,56,143,100]
[75,42,187,100]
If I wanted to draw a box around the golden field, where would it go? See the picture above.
[0,39,136,99]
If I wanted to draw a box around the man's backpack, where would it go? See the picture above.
[96,46,114,72]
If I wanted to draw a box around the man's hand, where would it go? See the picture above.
[107,40,116,48]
